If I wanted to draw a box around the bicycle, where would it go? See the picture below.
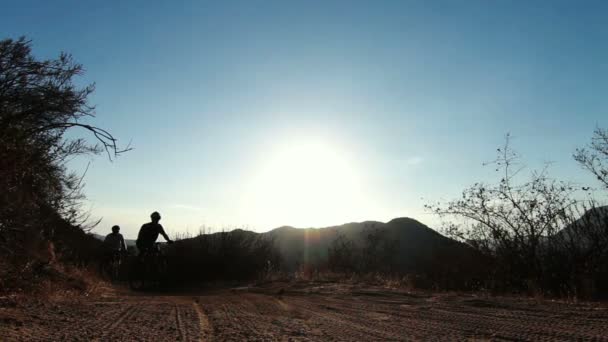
[100,250,126,282]
[128,242,169,290]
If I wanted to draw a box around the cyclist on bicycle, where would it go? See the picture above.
[103,225,127,254]
[136,211,174,255]
[101,225,127,279]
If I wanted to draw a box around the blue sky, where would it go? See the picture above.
[2,1,607,238]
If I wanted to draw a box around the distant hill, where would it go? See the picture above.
[555,205,608,248]
[91,233,136,247]
[263,217,481,274]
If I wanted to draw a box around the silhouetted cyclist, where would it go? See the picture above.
[104,225,127,253]
[136,211,173,254]
[101,225,127,280]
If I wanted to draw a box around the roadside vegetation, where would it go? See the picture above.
[426,132,608,299]
[167,229,280,284]
[0,37,128,294]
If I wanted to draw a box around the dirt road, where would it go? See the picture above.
[1,283,607,341]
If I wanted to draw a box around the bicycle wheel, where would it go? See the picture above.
[111,257,121,282]
[99,259,112,280]
[148,255,167,289]
[128,258,146,291]
[156,256,169,277]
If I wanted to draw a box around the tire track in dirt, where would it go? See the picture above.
[288,297,400,341]
[97,304,139,341]
[219,302,266,339]
[353,294,607,341]
[425,305,579,340]
[197,293,319,341]
[102,304,135,330]
[194,301,213,342]
[174,304,188,341]
[309,295,458,340]
[110,305,139,330]
[287,292,608,341]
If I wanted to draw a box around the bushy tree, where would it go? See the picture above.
[327,224,398,275]
[425,135,602,294]
[0,37,128,259]
[327,233,357,273]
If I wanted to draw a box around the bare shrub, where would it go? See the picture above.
[427,134,608,297]
[166,229,281,284]
[574,127,608,190]
[327,233,357,274]
[327,225,403,280]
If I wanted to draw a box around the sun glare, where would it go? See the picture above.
[242,140,367,228]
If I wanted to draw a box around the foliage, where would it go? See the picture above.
[0,37,126,284]
[326,222,487,291]
[166,229,281,283]
[427,134,608,297]
[327,225,399,274]
[574,127,608,190]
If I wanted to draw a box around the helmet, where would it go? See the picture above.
[111,225,120,233]
[151,211,161,221]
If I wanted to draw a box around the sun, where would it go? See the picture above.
[242,139,367,228]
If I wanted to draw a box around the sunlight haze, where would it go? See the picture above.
[241,137,375,228]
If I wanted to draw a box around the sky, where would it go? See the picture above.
[2,1,607,238]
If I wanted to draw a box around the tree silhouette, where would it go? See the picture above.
[426,134,607,296]
[574,127,608,190]
[0,37,129,259]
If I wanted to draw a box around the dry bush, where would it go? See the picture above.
[326,223,484,291]
[327,227,397,275]
[165,229,281,284]
[427,134,608,299]
[575,127,608,190]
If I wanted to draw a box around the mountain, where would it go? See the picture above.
[555,205,608,248]
[263,217,481,274]
[90,233,136,247]
[263,221,375,269]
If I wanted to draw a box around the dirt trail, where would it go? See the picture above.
[1,284,607,341]
[0,294,202,341]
